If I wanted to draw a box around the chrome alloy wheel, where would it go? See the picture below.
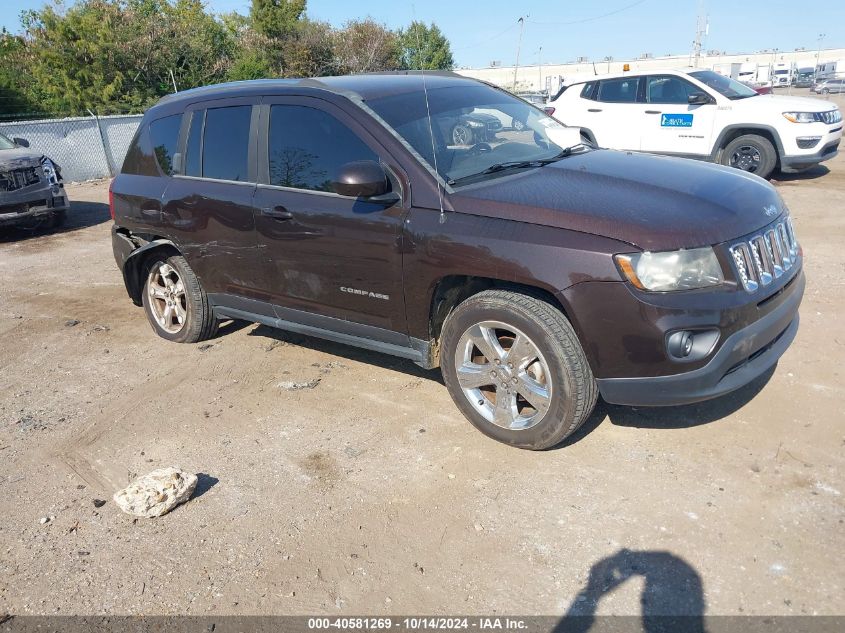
[730,145,762,172]
[454,320,552,430]
[146,262,187,334]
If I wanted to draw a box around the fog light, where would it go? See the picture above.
[666,329,721,362]
[668,331,694,358]
[796,136,821,149]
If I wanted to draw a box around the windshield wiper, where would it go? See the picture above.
[448,147,573,186]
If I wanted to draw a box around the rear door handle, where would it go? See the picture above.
[587,108,603,113]
[645,110,662,114]
[261,206,293,220]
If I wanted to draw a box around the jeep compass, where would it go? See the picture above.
[111,74,804,449]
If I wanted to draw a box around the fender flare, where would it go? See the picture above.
[122,238,181,306]
[710,124,785,162]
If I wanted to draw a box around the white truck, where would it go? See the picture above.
[816,59,845,81]
[773,62,797,87]
[546,68,842,179]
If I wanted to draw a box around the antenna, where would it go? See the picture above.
[412,6,446,224]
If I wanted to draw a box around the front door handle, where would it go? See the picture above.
[645,110,662,114]
[587,108,603,113]
[261,206,293,221]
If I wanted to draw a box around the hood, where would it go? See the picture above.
[0,148,43,170]
[734,94,839,113]
[449,149,785,251]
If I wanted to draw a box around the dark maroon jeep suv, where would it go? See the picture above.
[111,74,804,449]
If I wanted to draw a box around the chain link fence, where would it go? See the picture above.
[0,113,142,182]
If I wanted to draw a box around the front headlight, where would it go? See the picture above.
[41,157,59,185]
[615,247,724,292]
[782,112,820,123]
[466,120,485,128]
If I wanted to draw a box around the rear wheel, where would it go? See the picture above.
[141,254,217,343]
[440,290,597,450]
[721,134,777,179]
[49,209,66,229]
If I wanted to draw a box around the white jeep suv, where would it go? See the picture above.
[547,69,842,179]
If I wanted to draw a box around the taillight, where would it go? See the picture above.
[544,106,556,117]
[108,179,115,220]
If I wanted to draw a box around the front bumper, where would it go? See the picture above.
[596,271,804,406]
[0,184,68,226]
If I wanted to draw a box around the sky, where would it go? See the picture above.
[2,0,843,69]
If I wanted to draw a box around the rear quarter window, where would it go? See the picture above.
[148,114,183,176]
[121,124,159,176]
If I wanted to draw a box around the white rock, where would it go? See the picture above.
[113,467,198,518]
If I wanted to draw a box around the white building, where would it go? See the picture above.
[454,47,845,94]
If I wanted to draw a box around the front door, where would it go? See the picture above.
[638,75,717,156]
[252,97,409,337]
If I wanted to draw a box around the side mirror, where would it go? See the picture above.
[688,92,711,105]
[13,137,29,148]
[332,160,390,198]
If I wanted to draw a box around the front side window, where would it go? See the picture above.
[645,76,698,104]
[201,105,252,182]
[596,78,640,103]
[148,114,182,176]
[268,105,379,192]
[688,70,758,100]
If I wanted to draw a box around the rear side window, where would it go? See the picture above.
[185,110,204,178]
[200,106,252,182]
[596,78,640,103]
[148,114,182,176]
[268,105,379,193]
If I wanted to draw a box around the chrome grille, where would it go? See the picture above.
[820,109,842,125]
[729,219,799,292]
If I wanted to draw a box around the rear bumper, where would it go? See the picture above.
[597,270,804,406]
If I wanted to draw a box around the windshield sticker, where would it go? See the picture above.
[661,114,694,127]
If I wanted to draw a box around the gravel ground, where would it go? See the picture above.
[0,145,843,618]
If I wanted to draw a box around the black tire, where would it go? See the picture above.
[821,88,830,95]
[440,290,597,450]
[451,123,473,146]
[141,253,217,344]
[721,134,777,179]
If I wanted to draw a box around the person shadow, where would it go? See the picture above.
[555,549,707,633]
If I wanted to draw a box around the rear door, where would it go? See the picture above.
[579,77,642,150]
[638,74,717,156]
[252,96,409,337]
[161,98,262,299]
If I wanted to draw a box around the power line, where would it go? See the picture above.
[527,0,649,27]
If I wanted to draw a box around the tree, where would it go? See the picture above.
[333,19,400,75]
[398,21,453,71]
[20,0,235,115]
[250,0,305,39]
[0,30,37,118]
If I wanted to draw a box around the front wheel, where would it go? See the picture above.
[440,290,598,450]
[141,254,217,343]
[721,134,777,180]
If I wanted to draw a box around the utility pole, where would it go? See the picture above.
[815,33,826,81]
[513,15,527,91]
[538,46,543,92]
[691,7,709,68]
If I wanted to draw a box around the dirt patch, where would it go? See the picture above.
[0,161,844,617]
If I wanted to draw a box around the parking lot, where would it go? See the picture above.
[0,146,843,618]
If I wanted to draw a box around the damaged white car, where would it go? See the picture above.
[0,132,68,230]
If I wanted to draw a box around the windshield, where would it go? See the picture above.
[366,84,583,186]
[0,133,16,150]
[689,70,759,100]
